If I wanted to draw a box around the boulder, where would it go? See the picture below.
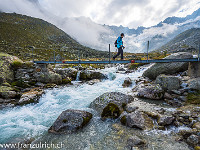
[18,88,44,105]
[143,52,193,80]
[137,84,164,100]
[54,68,78,79]
[192,122,200,130]
[127,135,146,147]
[186,134,199,146]
[48,109,92,134]
[89,92,134,119]
[62,77,72,84]
[188,78,200,90]
[120,111,154,130]
[34,65,62,85]
[122,77,132,87]
[80,70,107,81]
[155,75,181,91]
[158,115,175,126]
[188,62,200,78]
[0,86,16,99]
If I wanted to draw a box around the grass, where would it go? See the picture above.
[186,90,200,104]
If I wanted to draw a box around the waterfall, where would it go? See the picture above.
[76,71,81,81]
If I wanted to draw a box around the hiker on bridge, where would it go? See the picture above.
[113,33,125,60]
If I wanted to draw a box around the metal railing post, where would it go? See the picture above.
[109,44,111,63]
[147,41,149,62]
[198,43,200,62]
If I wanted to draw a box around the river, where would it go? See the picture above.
[0,65,190,150]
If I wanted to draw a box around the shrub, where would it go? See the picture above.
[11,60,23,69]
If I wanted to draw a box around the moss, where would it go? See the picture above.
[24,61,34,68]
[62,78,72,84]
[82,113,93,126]
[11,60,23,69]
[44,83,57,88]
[11,80,30,88]
[120,116,127,125]
[0,86,13,92]
[101,103,121,119]
[195,146,200,150]
[186,91,200,104]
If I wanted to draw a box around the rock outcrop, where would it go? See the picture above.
[48,109,92,134]
[89,92,134,119]
[80,70,107,81]
[143,52,193,80]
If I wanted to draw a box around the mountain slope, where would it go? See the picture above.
[0,12,108,61]
[155,28,200,53]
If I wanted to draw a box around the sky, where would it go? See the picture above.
[0,0,200,28]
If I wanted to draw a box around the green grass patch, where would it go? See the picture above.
[186,90,200,104]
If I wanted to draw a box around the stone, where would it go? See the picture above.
[195,146,200,150]
[127,135,146,147]
[89,92,134,119]
[118,67,126,71]
[187,134,199,146]
[120,111,154,130]
[80,70,107,81]
[62,77,72,84]
[155,75,181,91]
[193,122,200,130]
[125,104,139,113]
[48,109,92,134]
[188,62,200,78]
[188,78,200,90]
[18,88,44,105]
[137,84,164,100]
[164,92,173,100]
[158,115,175,126]
[143,52,193,80]
[87,79,101,85]
[122,77,132,87]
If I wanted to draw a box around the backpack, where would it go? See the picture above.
[114,39,118,47]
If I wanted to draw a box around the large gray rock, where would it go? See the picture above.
[186,134,199,146]
[127,135,146,147]
[143,52,193,80]
[80,70,107,81]
[137,84,164,100]
[89,92,134,119]
[54,68,78,79]
[48,109,92,134]
[158,115,175,126]
[155,75,181,91]
[187,78,200,90]
[0,86,16,99]
[188,62,200,78]
[120,111,154,130]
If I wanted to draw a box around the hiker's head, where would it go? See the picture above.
[121,33,124,38]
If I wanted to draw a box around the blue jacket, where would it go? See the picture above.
[117,36,123,48]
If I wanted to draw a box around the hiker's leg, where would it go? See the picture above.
[113,48,121,58]
[120,47,123,59]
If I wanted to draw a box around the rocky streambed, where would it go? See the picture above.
[0,52,200,150]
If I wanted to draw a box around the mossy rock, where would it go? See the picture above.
[62,77,72,84]
[11,60,23,70]
[0,86,16,98]
[101,103,121,119]
[1,82,11,87]
[11,80,30,88]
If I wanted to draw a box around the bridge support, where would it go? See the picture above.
[188,62,200,78]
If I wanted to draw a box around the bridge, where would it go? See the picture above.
[32,42,200,64]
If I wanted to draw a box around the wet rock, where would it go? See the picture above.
[118,67,126,71]
[48,109,92,134]
[18,88,44,105]
[54,68,78,79]
[90,92,134,119]
[80,70,107,81]
[62,77,72,84]
[137,84,164,100]
[187,134,199,146]
[195,146,200,150]
[127,135,146,147]
[158,115,175,126]
[87,79,101,85]
[120,111,154,130]
[193,122,200,130]
[143,52,193,80]
[144,111,160,119]
[155,75,181,91]
[122,77,132,87]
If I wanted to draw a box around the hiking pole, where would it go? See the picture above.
[198,43,200,62]
[109,44,111,63]
[147,41,149,62]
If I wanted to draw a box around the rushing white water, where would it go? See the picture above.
[0,65,148,143]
